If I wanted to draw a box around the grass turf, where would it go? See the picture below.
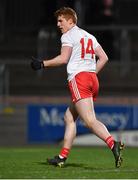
[0,146,138,179]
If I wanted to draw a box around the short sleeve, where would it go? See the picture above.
[61,34,73,47]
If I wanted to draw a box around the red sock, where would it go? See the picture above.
[105,136,114,149]
[59,147,70,158]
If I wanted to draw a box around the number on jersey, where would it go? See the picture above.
[80,38,95,59]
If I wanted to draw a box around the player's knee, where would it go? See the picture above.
[64,113,74,125]
[84,118,96,129]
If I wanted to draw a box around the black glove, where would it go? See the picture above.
[31,56,44,70]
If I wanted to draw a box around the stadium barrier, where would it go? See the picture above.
[28,104,138,146]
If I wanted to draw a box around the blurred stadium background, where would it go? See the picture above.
[0,0,138,147]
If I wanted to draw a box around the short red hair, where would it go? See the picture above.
[54,7,77,24]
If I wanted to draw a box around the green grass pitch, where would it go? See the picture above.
[0,146,138,179]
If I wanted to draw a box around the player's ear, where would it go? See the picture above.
[68,18,73,25]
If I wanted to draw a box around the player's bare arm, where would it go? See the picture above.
[95,45,108,74]
[31,46,72,70]
[43,46,72,67]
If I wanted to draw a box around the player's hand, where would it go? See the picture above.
[30,56,44,70]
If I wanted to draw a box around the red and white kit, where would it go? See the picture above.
[61,25,100,102]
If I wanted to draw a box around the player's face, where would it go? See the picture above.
[57,15,73,34]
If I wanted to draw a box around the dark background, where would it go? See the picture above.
[0,0,138,96]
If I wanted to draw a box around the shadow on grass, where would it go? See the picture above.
[37,161,114,171]
[66,163,101,170]
[37,161,91,168]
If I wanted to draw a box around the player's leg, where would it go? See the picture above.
[75,97,111,141]
[75,97,124,168]
[47,103,78,167]
[62,103,78,149]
